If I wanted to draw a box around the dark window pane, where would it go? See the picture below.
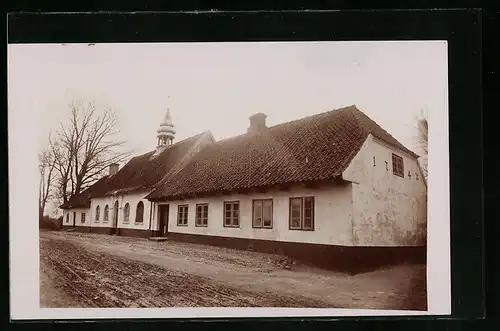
[304,217,313,229]
[253,202,262,227]
[290,198,302,208]
[304,197,313,209]
[290,217,301,228]
[304,208,313,219]
[136,205,143,223]
[263,200,272,225]
[392,154,404,176]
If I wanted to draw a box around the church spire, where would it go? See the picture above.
[156,107,176,154]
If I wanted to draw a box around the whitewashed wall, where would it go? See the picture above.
[343,134,428,247]
[89,190,153,230]
[62,208,90,227]
[160,184,354,246]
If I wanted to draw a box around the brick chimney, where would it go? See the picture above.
[109,163,119,176]
[247,113,268,134]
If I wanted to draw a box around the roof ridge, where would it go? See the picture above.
[267,104,357,130]
[210,105,358,145]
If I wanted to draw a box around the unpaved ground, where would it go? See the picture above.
[40,231,427,310]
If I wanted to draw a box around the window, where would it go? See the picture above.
[95,205,100,221]
[104,205,109,222]
[195,204,209,227]
[224,201,240,227]
[253,199,273,229]
[81,213,86,224]
[177,205,188,226]
[392,153,404,177]
[123,203,130,223]
[65,213,69,223]
[135,201,144,223]
[289,197,315,230]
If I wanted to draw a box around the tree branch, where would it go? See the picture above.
[48,100,131,206]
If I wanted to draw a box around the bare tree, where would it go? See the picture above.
[39,147,56,219]
[50,101,131,206]
[416,110,428,178]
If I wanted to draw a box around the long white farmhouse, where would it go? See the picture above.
[61,105,427,271]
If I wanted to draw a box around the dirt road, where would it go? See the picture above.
[40,231,427,310]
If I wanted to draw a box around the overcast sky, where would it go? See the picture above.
[9,41,447,157]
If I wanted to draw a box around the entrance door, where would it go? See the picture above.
[72,212,76,227]
[111,200,119,235]
[158,204,169,237]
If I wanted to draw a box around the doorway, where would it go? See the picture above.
[72,212,76,227]
[158,204,169,237]
[111,200,119,235]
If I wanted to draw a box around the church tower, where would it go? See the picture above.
[155,108,176,155]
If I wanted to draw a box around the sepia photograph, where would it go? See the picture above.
[8,40,450,318]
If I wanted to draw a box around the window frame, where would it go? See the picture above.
[252,199,273,229]
[135,201,144,224]
[123,203,130,223]
[288,196,315,231]
[177,204,189,226]
[81,212,86,224]
[95,205,100,222]
[223,201,240,228]
[195,203,209,227]
[103,205,109,222]
[392,153,405,178]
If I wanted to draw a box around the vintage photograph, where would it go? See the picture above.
[9,41,447,315]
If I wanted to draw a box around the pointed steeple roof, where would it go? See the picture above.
[157,108,176,137]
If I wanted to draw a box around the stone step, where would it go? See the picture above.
[148,237,168,242]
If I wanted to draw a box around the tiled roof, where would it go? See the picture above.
[60,132,208,209]
[146,106,418,201]
[59,175,110,209]
[99,132,209,196]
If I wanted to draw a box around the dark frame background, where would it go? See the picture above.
[6,8,484,326]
